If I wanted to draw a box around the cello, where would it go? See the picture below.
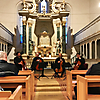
[36,59,43,71]
[20,60,28,70]
[55,59,63,73]
[74,60,81,70]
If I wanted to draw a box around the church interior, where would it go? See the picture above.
[0,0,100,100]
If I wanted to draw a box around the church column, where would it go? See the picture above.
[1,42,2,51]
[60,22,62,53]
[86,43,87,59]
[22,16,26,54]
[83,44,84,58]
[95,39,97,59]
[26,21,29,55]
[89,41,92,59]
[56,23,60,40]
[80,45,82,56]
[62,20,66,53]
[28,22,32,54]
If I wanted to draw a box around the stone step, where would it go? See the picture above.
[34,91,67,100]
[35,91,66,96]
[35,86,66,92]
[35,83,66,87]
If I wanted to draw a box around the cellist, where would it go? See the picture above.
[31,53,44,73]
[54,53,65,77]
[74,53,85,70]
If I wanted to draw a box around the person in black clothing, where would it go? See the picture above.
[74,62,100,99]
[0,51,19,76]
[53,53,65,77]
[74,53,85,70]
[31,53,44,75]
[14,52,26,70]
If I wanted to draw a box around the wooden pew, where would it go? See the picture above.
[66,70,87,100]
[0,85,22,100]
[77,75,100,100]
[18,70,34,100]
[66,70,73,100]
[71,70,87,78]
[0,76,30,100]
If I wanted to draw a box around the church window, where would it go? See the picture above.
[65,17,68,43]
[40,0,47,13]
[20,16,23,43]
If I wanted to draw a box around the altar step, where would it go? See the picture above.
[35,86,66,92]
[34,91,67,100]
[34,77,67,100]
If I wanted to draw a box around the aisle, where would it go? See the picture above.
[34,77,67,100]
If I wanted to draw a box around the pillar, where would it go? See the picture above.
[80,45,82,56]
[89,41,92,59]
[62,21,66,53]
[83,44,84,57]
[86,43,87,59]
[56,23,60,40]
[22,16,26,54]
[28,22,32,54]
[26,21,29,55]
[1,42,2,51]
[95,39,97,59]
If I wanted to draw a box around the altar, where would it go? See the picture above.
[37,31,53,56]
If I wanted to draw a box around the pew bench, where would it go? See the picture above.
[77,75,100,100]
[0,85,22,100]
[0,76,31,100]
[66,70,87,100]
[18,70,34,100]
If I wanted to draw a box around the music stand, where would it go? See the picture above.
[38,62,49,80]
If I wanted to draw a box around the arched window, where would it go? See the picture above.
[39,0,48,13]
[65,17,68,43]
[20,16,23,43]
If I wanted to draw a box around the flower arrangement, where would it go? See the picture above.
[48,52,51,55]
[38,52,41,55]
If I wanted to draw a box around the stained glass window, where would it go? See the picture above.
[41,0,47,13]
[65,17,68,43]
[20,16,23,43]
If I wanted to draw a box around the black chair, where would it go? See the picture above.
[64,62,72,70]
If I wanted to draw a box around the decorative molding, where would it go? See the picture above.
[74,16,100,37]
[74,30,100,45]
[56,23,60,27]
[0,23,14,36]
[28,22,32,27]
[0,23,14,44]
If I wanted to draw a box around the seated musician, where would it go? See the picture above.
[14,52,27,70]
[54,53,65,77]
[74,53,85,70]
[0,51,19,76]
[31,53,44,75]
[74,62,100,99]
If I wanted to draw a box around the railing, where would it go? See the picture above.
[74,15,100,45]
[0,23,14,44]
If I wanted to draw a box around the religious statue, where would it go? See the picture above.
[29,39,35,55]
[54,38,62,55]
